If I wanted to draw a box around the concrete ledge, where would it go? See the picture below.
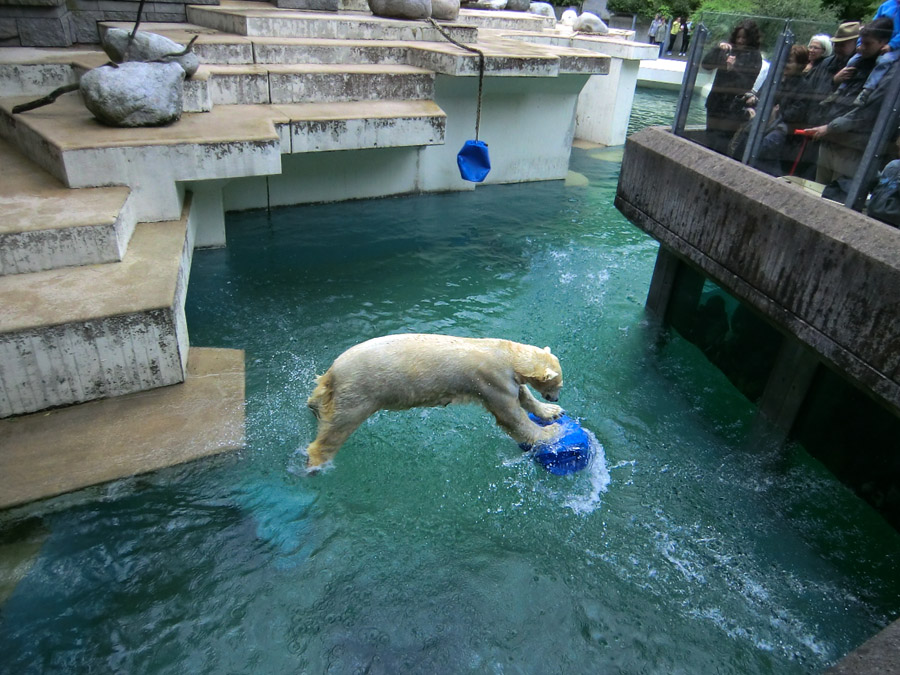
[0,137,135,275]
[0,46,106,96]
[275,99,445,152]
[0,94,283,221]
[0,196,196,417]
[455,8,554,31]
[826,618,900,674]
[0,347,245,509]
[615,126,900,413]
[186,1,478,42]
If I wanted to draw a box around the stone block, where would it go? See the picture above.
[0,0,64,7]
[275,0,339,9]
[70,9,102,43]
[0,16,17,38]
[17,14,73,45]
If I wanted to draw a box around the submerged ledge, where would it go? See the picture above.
[0,348,245,509]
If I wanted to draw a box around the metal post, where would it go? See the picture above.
[844,63,900,211]
[742,22,794,167]
[672,24,708,136]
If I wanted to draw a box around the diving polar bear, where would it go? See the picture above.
[304,334,566,470]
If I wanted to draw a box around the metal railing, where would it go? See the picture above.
[671,15,900,215]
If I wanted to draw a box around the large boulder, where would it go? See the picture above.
[505,0,530,10]
[80,61,185,127]
[574,11,608,33]
[431,0,460,20]
[102,28,199,79]
[367,0,432,18]
[528,1,555,17]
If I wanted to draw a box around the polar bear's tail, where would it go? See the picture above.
[307,369,335,421]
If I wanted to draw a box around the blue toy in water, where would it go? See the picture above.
[520,413,593,475]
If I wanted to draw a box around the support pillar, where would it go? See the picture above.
[758,338,820,433]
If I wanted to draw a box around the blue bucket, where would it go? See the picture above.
[457,140,491,183]
[520,413,593,475]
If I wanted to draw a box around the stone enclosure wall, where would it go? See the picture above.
[0,0,218,47]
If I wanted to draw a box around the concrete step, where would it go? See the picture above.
[0,93,283,223]
[186,0,478,42]
[277,99,445,152]
[202,62,435,104]
[97,22,609,77]
[0,47,107,97]
[455,8,555,32]
[0,137,136,276]
[0,92,445,221]
[0,196,196,419]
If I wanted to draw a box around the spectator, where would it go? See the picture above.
[804,35,833,76]
[792,23,860,177]
[679,18,693,56]
[648,14,662,45]
[728,104,789,176]
[843,0,900,102]
[805,18,896,185]
[655,17,669,46]
[667,17,682,55]
[701,19,763,155]
[777,44,812,128]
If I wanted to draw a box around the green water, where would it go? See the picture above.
[1,90,900,674]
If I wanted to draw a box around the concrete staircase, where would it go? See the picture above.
[0,2,610,426]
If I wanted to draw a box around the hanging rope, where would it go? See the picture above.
[426,17,486,140]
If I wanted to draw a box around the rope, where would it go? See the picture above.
[426,17,486,141]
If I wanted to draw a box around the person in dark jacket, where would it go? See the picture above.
[701,20,763,155]
[805,18,895,184]
[792,23,859,177]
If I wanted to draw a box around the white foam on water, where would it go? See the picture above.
[562,429,611,515]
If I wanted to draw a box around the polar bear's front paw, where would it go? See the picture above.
[535,403,564,421]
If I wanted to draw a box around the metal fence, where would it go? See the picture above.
[671,13,900,216]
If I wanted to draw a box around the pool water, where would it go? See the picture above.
[1,90,899,674]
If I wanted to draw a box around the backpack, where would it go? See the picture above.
[867,160,900,228]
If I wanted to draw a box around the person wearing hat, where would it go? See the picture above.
[805,18,897,185]
[805,21,861,127]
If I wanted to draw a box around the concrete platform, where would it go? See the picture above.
[0,136,134,275]
[186,0,478,42]
[0,347,245,510]
[0,94,284,221]
[0,197,195,417]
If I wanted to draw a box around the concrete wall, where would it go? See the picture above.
[223,73,588,212]
[615,126,900,416]
[0,0,216,46]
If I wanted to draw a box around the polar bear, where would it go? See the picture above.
[304,334,565,469]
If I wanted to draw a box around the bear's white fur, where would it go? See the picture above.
[305,334,565,469]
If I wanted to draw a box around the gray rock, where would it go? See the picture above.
[505,0,530,10]
[574,11,608,33]
[80,61,185,127]
[431,0,460,19]
[528,0,554,15]
[102,28,199,79]
[367,0,432,19]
